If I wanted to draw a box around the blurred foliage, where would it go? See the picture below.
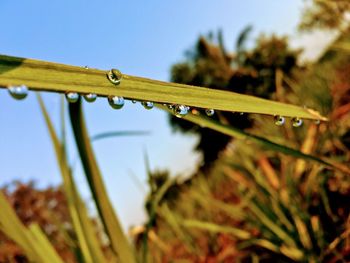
[0,182,116,262]
[0,182,76,262]
[136,28,350,260]
[170,29,301,169]
[137,2,350,262]
[300,0,350,31]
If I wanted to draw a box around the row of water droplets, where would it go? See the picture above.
[6,68,319,126]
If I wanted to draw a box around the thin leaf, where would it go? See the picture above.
[0,54,326,120]
[182,219,251,240]
[37,94,108,263]
[91,130,150,141]
[68,100,136,263]
[0,191,64,263]
[160,106,349,173]
[29,224,65,263]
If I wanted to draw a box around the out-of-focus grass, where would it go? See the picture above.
[0,191,64,263]
[132,30,350,262]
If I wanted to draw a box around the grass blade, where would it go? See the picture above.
[91,130,150,141]
[182,219,251,240]
[37,94,108,263]
[159,106,349,173]
[68,100,136,263]
[0,191,64,263]
[0,54,326,120]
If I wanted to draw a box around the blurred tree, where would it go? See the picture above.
[300,0,350,32]
[170,29,301,169]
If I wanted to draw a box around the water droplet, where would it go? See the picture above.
[65,92,79,103]
[167,104,174,110]
[107,69,122,85]
[239,112,244,115]
[274,115,285,126]
[314,119,321,125]
[131,100,137,104]
[291,117,303,127]
[205,108,215,116]
[83,93,97,103]
[8,85,28,100]
[84,66,89,69]
[141,101,154,110]
[173,105,189,118]
[108,96,124,109]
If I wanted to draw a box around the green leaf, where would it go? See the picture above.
[182,219,252,240]
[37,94,109,263]
[68,100,136,263]
[160,105,349,173]
[91,130,150,141]
[0,54,326,120]
[0,191,64,263]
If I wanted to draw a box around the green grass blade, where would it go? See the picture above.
[29,224,65,263]
[91,130,150,141]
[158,204,198,254]
[37,94,108,263]
[68,100,136,263]
[0,54,326,120]
[159,105,349,173]
[248,201,297,248]
[182,219,252,240]
[0,191,64,263]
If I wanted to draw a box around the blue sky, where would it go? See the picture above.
[0,0,307,230]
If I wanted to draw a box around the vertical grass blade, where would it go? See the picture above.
[37,94,108,263]
[68,100,135,263]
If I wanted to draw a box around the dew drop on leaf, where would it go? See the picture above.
[292,117,303,127]
[8,85,28,100]
[314,119,321,125]
[205,108,215,116]
[173,105,189,118]
[141,101,154,110]
[107,69,122,85]
[83,93,97,103]
[65,92,79,103]
[108,96,124,109]
[274,115,285,126]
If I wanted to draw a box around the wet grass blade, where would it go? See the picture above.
[68,100,136,263]
[0,54,326,120]
[37,94,108,263]
[159,106,349,173]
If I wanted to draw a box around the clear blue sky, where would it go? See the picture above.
[0,0,306,230]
